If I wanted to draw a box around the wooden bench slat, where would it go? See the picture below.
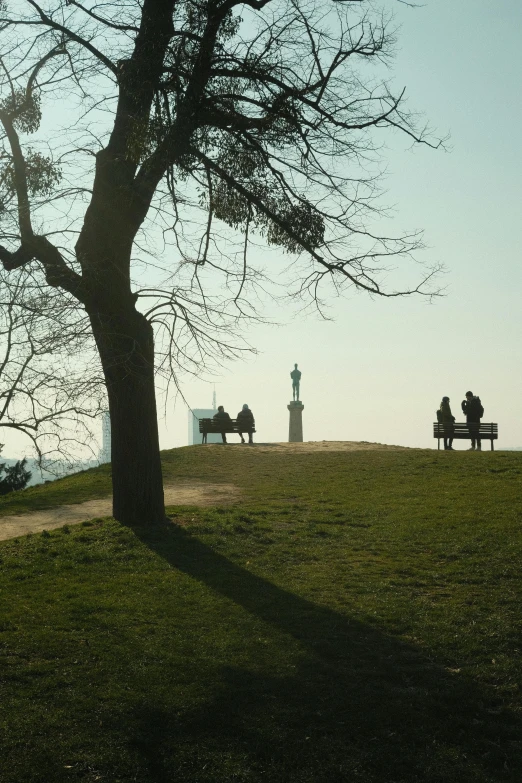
[433,432,498,437]
[199,418,255,430]
[433,430,498,435]
[433,422,497,431]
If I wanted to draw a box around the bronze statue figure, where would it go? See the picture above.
[290,363,302,401]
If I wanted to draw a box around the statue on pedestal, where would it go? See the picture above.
[290,363,301,402]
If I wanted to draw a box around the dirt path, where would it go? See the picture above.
[0,482,239,542]
[227,440,411,453]
[0,442,412,542]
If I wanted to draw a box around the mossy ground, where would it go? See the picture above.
[1,445,521,782]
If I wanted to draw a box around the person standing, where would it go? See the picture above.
[237,404,255,444]
[461,391,484,451]
[438,396,455,450]
[213,405,232,444]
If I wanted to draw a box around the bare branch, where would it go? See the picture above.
[64,1,140,34]
[24,0,118,75]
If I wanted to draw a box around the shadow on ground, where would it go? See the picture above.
[128,521,520,783]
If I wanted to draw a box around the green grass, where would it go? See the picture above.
[1,445,521,782]
[0,463,112,515]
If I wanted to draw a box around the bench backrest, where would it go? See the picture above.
[199,418,243,432]
[433,422,498,437]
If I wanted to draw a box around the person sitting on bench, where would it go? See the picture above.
[213,405,232,443]
[237,404,255,444]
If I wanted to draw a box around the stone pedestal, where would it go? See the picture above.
[287,401,304,442]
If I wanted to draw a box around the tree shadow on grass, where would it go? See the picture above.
[128,521,521,783]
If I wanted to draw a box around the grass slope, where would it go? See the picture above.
[1,445,521,783]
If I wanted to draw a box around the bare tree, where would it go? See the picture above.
[0,266,104,465]
[0,0,442,524]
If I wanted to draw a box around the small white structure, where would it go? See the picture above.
[188,408,221,445]
[188,389,221,445]
[99,411,111,463]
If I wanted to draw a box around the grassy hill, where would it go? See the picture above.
[1,444,521,783]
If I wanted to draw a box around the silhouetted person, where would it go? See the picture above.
[437,396,455,450]
[461,391,484,451]
[237,404,255,444]
[213,405,232,444]
[290,363,301,401]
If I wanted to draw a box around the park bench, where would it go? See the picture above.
[198,418,256,444]
[433,422,498,450]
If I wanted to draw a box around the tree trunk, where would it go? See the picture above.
[89,305,165,524]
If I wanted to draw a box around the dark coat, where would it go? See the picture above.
[461,397,483,423]
[213,410,232,425]
[237,409,255,430]
[439,400,455,425]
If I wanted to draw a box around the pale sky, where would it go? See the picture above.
[2,0,521,457]
[165,0,522,450]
